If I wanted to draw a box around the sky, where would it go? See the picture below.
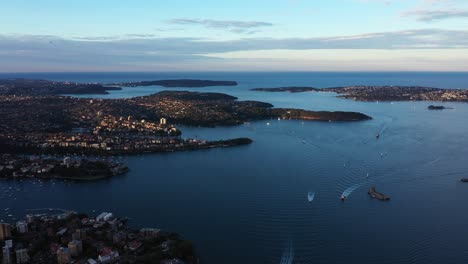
[1,0,468,72]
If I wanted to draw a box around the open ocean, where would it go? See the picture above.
[1,72,468,264]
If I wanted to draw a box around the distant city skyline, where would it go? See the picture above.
[1,0,468,72]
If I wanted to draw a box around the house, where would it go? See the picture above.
[98,248,119,263]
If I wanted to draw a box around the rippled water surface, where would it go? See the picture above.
[1,72,468,264]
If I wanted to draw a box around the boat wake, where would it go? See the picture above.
[341,183,363,199]
[280,240,294,264]
[426,157,441,166]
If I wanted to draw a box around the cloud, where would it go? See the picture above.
[403,9,468,21]
[167,18,273,34]
[1,28,468,71]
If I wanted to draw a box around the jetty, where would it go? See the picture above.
[368,186,390,201]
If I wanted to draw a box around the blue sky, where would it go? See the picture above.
[1,0,468,71]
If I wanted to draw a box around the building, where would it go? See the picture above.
[103,213,113,221]
[2,246,12,264]
[68,240,82,257]
[71,231,80,241]
[0,224,12,241]
[56,247,71,264]
[140,228,161,238]
[98,248,119,263]
[15,249,29,264]
[128,240,143,253]
[161,259,185,264]
[96,212,113,222]
[75,229,86,240]
[63,157,71,168]
[4,240,12,249]
[15,222,27,234]
[25,215,35,224]
[96,212,108,221]
[160,118,167,125]
[56,228,67,236]
[112,232,127,244]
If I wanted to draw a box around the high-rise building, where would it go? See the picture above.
[68,240,82,257]
[0,224,12,241]
[15,222,28,234]
[25,215,35,224]
[2,246,12,264]
[15,249,29,264]
[56,247,71,264]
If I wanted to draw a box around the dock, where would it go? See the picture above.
[368,186,390,201]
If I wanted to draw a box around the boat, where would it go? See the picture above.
[340,195,346,201]
[461,178,468,183]
[376,134,380,139]
[307,192,315,202]
[368,186,390,201]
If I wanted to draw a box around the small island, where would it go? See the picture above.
[427,105,450,110]
[0,211,196,264]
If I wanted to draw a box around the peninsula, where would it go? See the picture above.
[0,90,369,156]
[0,78,238,96]
[0,79,122,95]
[323,86,468,102]
[0,154,128,181]
[0,211,196,264]
[251,85,468,102]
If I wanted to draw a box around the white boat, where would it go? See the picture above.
[307,192,315,202]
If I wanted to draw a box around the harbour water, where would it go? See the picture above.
[1,72,468,263]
